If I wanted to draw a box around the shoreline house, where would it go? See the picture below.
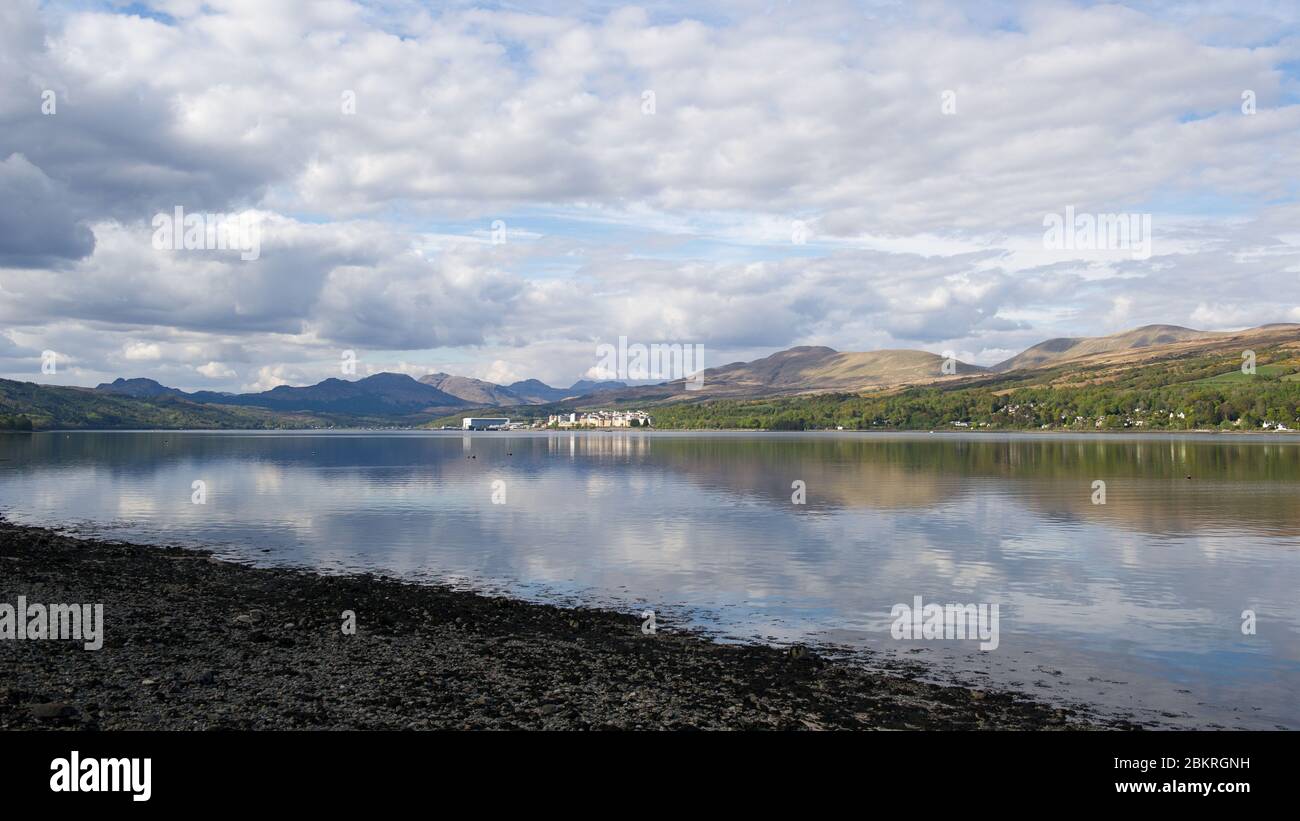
[547,410,652,428]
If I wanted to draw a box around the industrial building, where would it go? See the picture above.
[461,417,510,430]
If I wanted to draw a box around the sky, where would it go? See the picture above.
[1,0,1298,392]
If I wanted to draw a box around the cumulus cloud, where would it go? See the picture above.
[196,360,236,379]
[122,340,163,360]
[0,154,95,266]
[0,0,1296,389]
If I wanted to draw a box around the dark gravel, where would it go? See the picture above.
[0,519,1107,730]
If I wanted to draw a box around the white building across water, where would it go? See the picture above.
[462,417,510,430]
[547,410,651,428]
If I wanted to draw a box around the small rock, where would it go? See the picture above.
[30,702,77,720]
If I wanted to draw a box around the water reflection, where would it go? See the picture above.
[1,430,1297,728]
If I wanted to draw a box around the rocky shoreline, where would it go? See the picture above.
[0,519,1110,730]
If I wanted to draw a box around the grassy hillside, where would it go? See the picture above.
[419,373,525,405]
[992,324,1214,371]
[1189,364,1297,384]
[424,345,1300,433]
[0,379,327,430]
[993,323,1300,373]
[10,327,1300,433]
[642,345,1300,431]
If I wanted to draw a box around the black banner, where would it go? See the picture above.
[1,730,1283,808]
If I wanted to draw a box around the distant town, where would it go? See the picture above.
[458,411,653,430]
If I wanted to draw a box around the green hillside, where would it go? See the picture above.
[639,347,1300,431]
[7,341,1300,433]
[0,379,324,431]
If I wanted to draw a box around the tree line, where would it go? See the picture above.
[650,375,1300,431]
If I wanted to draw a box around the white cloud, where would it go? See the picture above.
[242,364,299,393]
[0,0,1296,390]
[196,360,236,379]
[122,341,163,361]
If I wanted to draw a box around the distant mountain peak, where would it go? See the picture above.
[1131,324,1197,333]
[568,379,627,393]
[76,322,1300,419]
[356,372,420,385]
[504,379,568,404]
[94,377,184,398]
[991,322,1285,373]
[419,372,523,406]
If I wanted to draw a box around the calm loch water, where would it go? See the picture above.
[1,430,1297,728]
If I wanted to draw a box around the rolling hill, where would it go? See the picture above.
[502,378,628,404]
[95,377,188,399]
[592,345,985,403]
[502,379,572,404]
[95,373,471,416]
[567,379,628,395]
[3,379,323,430]
[184,373,468,415]
[418,373,524,406]
[991,324,1300,373]
[9,322,1300,430]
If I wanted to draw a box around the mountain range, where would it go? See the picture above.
[988,323,1282,372]
[68,322,1300,411]
[584,323,1300,404]
[4,322,1298,429]
[93,372,631,417]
